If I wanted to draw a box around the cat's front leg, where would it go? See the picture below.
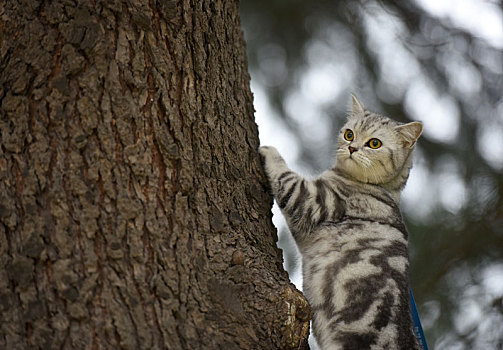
[259,146,294,196]
[260,146,344,239]
[260,146,314,236]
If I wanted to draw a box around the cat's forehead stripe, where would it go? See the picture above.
[354,111,392,134]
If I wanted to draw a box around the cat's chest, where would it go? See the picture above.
[341,189,397,222]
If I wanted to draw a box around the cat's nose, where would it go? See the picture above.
[348,146,358,154]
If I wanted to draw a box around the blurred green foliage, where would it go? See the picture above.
[241,1,503,348]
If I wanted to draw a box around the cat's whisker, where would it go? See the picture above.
[360,156,372,168]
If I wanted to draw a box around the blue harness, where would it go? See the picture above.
[409,288,428,350]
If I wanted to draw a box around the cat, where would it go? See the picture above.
[259,95,423,350]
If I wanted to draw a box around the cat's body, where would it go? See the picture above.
[260,96,423,350]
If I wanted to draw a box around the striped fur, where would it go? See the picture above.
[259,96,422,349]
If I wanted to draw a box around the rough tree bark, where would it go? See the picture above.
[0,1,310,349]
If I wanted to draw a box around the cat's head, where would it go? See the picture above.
[335,95,422,189]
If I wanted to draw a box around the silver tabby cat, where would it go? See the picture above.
[260,95,423,350]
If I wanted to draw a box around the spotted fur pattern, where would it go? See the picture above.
[260,96,423,349]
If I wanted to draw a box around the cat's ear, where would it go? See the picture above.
[350,94,365,116]
[395,121,423,148]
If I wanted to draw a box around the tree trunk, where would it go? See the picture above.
[0,1,310,349]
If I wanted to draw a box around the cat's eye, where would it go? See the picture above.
[344,129,354,141]
[367,138,382,149]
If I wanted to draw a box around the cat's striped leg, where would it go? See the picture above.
[260,146,317,236]
[259,146,296,198]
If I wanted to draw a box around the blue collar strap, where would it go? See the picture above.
[409,287,428,350]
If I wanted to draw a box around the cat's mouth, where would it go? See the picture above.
[343,155,359,168]
[345,154,371,169]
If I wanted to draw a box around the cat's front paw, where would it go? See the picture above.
[259,145,282,162]
[259,145,289,186]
